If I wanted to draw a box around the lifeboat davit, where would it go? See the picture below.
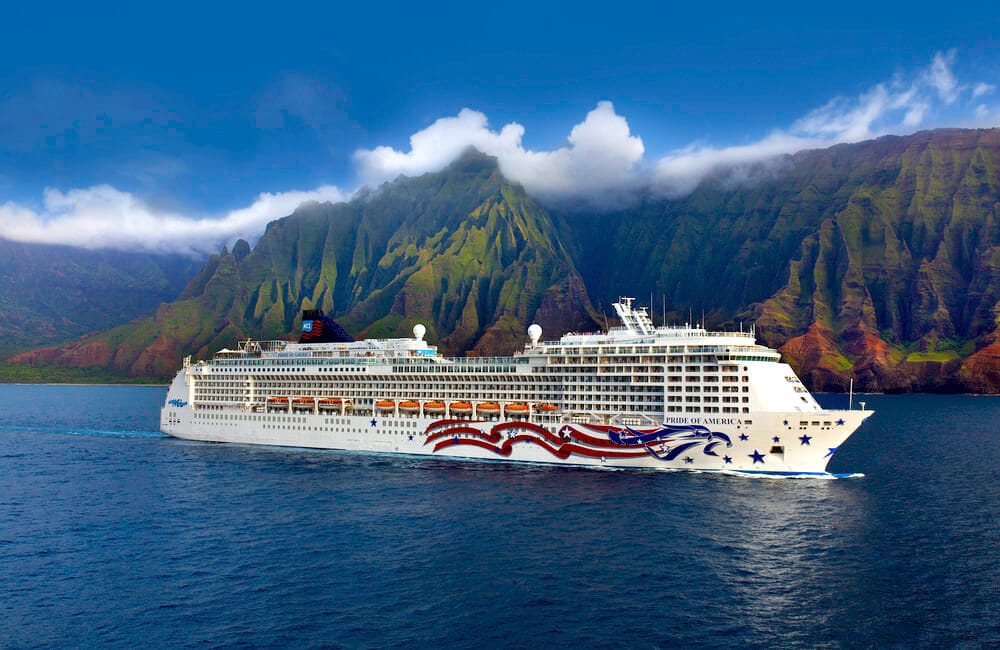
[424,401,446,414]
[399,400,420,412]
[450,401,473,415]
[477,402,500,414]
[376,400,395,412]
[504,403,530,415]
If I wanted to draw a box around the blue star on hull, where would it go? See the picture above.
[749,450,765,464]
[370,419,377,427]
[799,434,812,445]
[739,433,749,441]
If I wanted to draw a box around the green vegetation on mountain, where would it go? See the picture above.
[5,130,1000,393]
[6,150,596,380]
[572,128,1000,392]
[0,240,200,359]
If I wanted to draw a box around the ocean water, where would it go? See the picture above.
[0,385,997,648]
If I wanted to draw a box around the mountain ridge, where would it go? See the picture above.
[0,239,201,360]
[5,129,1000,392]
[7,150,597,379]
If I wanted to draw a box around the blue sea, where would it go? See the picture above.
[0,386,997,648]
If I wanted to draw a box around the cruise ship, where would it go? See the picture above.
[160,297,872,476]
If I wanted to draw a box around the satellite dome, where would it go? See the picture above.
[527,323,542,345]
[413,323,427,341]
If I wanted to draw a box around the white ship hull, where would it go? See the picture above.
[161,401,870,477]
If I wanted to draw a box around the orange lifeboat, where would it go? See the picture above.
[293,397,314,405]
[318,398,342,410]
[477,402,500,414]
[504,403,530,415]
[450,401,473,415]
[537,403,559,413]
[376,400,395,412]
[266,396,289,411]
[399,400,420,412]
[424,401,446,414]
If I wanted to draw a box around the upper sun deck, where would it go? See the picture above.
[533,296,762,351]
[544,325,758,346]
[208,296,770,364]
[214,326,439,362]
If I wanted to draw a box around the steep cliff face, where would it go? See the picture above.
[7,130,1000,392]
[752,129,1000,392]
[569,129,1000,393]
[9,151,597,378]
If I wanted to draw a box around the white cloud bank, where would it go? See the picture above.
[0,185,347,255]
[1,50,996,253]
[358,50,999,201]
[355,101,645,204]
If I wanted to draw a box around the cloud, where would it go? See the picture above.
[3,50,995,253]
[357,49,995,201]
[974,103,1000,126]
[355,101,645,206]
[0,185,347,255]
[925,49,960,103]
[973,82,995,98]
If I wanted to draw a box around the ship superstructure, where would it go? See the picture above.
[161,297,872,476]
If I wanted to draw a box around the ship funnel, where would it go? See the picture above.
[299,309,354,343]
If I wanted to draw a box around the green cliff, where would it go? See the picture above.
[7,150,596,379]
[572,129,1000,392]
[6,130,1000,392]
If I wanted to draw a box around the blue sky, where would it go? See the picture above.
[0,1,997,252]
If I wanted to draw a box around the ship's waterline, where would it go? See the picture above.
[161,297,872,475]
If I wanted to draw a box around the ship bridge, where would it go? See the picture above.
[614,296,656,336]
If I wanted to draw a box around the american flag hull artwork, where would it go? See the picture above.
[421,419,862,477]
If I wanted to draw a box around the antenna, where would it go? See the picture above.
[849,377,854,410]
[662,294,666,326]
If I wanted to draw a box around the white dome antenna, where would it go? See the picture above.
[527,323,542,346]
[413,323,426,341]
